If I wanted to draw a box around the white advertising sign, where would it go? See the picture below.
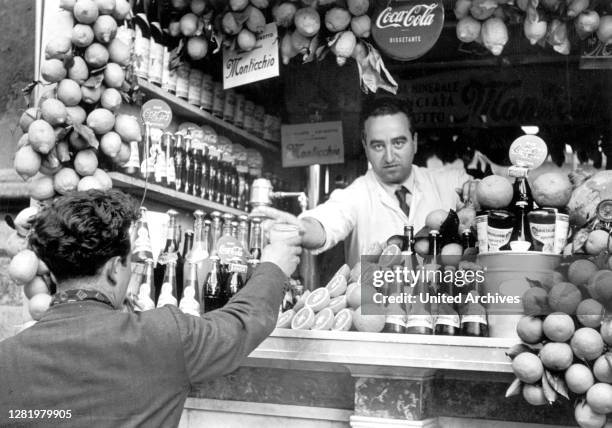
[281,122,344,168]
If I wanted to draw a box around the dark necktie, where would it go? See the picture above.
[395,186,410,218]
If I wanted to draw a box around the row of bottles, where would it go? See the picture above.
[382,226,489,337]
[131,0,281,142]
[130,207,263,315]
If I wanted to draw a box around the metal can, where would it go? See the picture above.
[233,94,245,128]
[187,69,203,106]
[199,74,214,112]
[175,63,191,100]
[476,213,489,253]
[263,114,275,141]
[243,100,255,132]
[223,89,236,123]
[554,211,570,254]
[212,82,225,118]
[253,105,265,137]
[527,209,556,253]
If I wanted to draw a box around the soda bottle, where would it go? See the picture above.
[132,207,154,263]
[222,213,235,237]
[434,269,460,336]
[405,276,434,335]
[124,139,141,177]
[237,215,250,252]
[509,166,535,211]
[460,289,489,337]
[173,133,185,192]
[461,229,476,252]
[154,209,179,303]
[185,210,208,293]
[135,259,156,311]
[164,132,176,189]
[157,260,178,307]
[209,211,223,255]
[179,262,201,316]
[140,123,155,182]
[383,265,407,334]
[216,153,225,204]
[132,0,150,80]
[203,255,224,312]
[508,200,533,251]
[249,217,263,261]
[193,148,203,197]
[207,148,219,202]
[147,0,164,86]
[225,261,246,299]
[185,133,195,195]
[200,145,211,199]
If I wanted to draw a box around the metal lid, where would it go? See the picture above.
[597,200,612,223]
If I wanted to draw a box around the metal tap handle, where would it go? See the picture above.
[271,192,309,213]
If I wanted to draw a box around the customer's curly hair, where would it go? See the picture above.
[29,190,139,282]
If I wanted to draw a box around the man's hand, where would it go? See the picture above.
[456,180,480,211]
[261,235,302,277]
[250,206,326,250]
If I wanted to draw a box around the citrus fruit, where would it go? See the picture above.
[352,305,386,332]
[521,384,546,406]
[575,401,607,428]
[28,120,56,154]
[103,62,125,88]
[511,352,543,384]
[542,312,575,342]
[349,262,361,283]
[577,299,605,328]
[53,167,80,194]
[379,244,402,266]
[187,36,209,60]
[81,84,103,104]
[585,229,612,256]
[334,264,351,280]
[74,149,99,176]
[92,168,112,190]
[107,38,130,66]
[587,270,612,301]
[516,315,543,344]
[364,241,384,257]
[101,87,122,112]
[67,56,89,84]
[346,282,361,308]
[77,176,104,191]
[45,36,72,60]
[414,238,429,256]
[572,328,605,361]
[311,308,334,331]
[457,16,481,43]
[291,306,315,330]
[532,171,573,209]
[476,175,513,209]
[425,209,448,230]
[87,108,115,134]
[305,287,330,312]
[9,250,40,284]
[28,293,52,321]
[522,287,550,316]
[24,276,49,299]
[6,231,28,258]
[180,13,199,37]
[94,0,116,15]
[28,175,55,200]
[37,259,49,276]
[73,0,99,24]
[593,354,612,383]
[57,79,82,106]
[190,0,206,14]
[325,7,351,32]
[114,114,142,142]
[441,243,463,266]
[329,295,348,314]
[293,289,310,312]
[16,133,29,150]
[84,43,109,69]
[541,271,565,292]
[100,131,122,157]
[61,0,76,11]
[230,0,249,12]
[112,0,130,20]
[13,207,39,237]
[72,23,95,47]
[539,342,574,371]
[326,275,348,297]
[568,259,599,286]
[294,6,320,37]
[601,318,612,345]
[19,108,38,132]
[548,282,582,314]
[565,363,595,394]
[586,383,612,414]
[276,309,294,328]
[14,145,42,179]
[41,59,67,83]
[332,308,353,331]
[348,0,369,15]
[40,99,68,126]
[237,29,257,51]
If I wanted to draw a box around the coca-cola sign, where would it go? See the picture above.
[372,0,444,61]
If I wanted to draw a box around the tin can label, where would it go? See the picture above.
[175,64,190,99]
[475,215,488,253]
[487,225,513,252]
[187,69,203,106]
[125,141,141,169]
[212,83,225,118]
[223,90,236,123]
[435,314,460,328]
[553,213,570,254]
[133,34,150,79]
[530,222,555,253]
[148,41,164,85]
[233,94,245,127]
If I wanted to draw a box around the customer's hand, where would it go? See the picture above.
[260,235,302,277]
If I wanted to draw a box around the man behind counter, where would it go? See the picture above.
[254,98,477,267]
[0,190,302,428]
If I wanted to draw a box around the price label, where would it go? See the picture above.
[509,135,548,169]
[141,99,173,129]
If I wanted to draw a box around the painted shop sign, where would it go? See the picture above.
[281,121,344,168]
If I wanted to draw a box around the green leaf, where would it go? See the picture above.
[72,123,99,150]
[505,377,522,398]
[505,344,536,360]
[541,370,558,404]
[545,370,569,400]
[526,278,543,288]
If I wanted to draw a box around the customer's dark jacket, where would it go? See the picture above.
[0,262,285,427]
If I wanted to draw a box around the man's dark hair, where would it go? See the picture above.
[29,190,139,282]
[360,97,415,134]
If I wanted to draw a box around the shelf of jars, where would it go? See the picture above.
[136,79,280,153]
[108,171,247,216]
[247,328,517,373]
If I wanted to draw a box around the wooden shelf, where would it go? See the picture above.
[136,79,279,153]
[109,171,247,216]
